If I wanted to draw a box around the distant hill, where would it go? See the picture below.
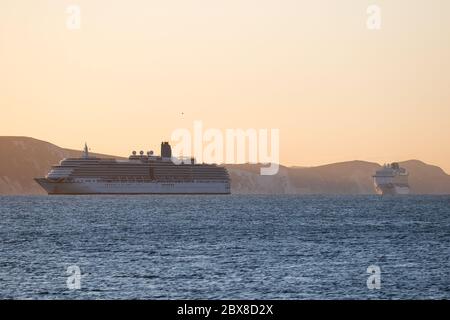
[1,136,450,195]
[0,137,118,195]
[227,161,450,194]
[399,160,450,194]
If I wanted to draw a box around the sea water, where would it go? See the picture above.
[0,195,448,299]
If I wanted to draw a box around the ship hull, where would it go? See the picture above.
[375,184,410,195]
[35,178,230,195]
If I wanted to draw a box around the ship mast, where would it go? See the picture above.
[83,143,89,159]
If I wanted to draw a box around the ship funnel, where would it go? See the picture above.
[161,142,172,158]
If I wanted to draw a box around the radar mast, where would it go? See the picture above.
[83,143,89,159]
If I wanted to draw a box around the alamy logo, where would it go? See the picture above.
[366,265,381,290]
[66,265,81,290]
[366,5,382,30]
[66,5,81,31]
[171,121,280,175]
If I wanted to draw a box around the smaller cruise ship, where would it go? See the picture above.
[373,163,410,195]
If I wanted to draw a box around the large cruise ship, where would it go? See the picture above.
[35,142,230,194]
[373,163,410,195]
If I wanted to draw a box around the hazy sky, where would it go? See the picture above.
[1,0,449,171]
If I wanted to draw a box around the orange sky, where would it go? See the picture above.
[1,0,449,172]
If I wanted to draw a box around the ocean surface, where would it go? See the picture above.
[0,195,448,300]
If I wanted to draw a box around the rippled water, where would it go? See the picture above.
[0,195,449,299]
